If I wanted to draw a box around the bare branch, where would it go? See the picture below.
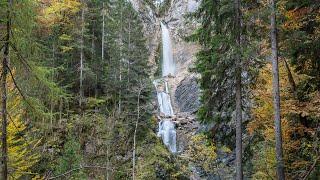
[6,64,35,111]
[9,43,32,71]
[0,44,4,52]
[48,165,110,180]
[302,156,319,180]
[9,30,33,71]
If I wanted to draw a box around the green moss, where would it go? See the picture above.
[136,127,189,180]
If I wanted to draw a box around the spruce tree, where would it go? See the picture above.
[189,0,261,177]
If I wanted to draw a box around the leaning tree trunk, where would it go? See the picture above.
[234,0,243,179]
[283,59,296,96]
[270,0,285,179]
[1,0,11,179]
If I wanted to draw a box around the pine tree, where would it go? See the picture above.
[189,0,263,177]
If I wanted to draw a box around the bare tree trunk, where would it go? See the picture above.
[1,1,11,179]
[127,20,131,87]
[106,147,109,180]
[270,0,285,179]
[101,4,110,179]
[102,3,105,62]
[79,7,85,109]
[132,87,141,180]
[234,0,243,179]
[118,5,123,114]
[92,29,97,100]
[50,43,55,130]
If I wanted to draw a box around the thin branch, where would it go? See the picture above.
[9,168,40,175]
[9,29,33,73]
[48,167,82,180]
[48,165,110,180]
[9,30,43,84]
[0,44,4,52]
[6,64,35,111]
[9,43,32,71]
[9,40,52,93]
[8,109,44,158]
[7,112,21,132]
[282,59,297,96]
[6,112,38,150]
[302,156,319,180]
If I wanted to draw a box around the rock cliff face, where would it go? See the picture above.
[130,0,202,154]
[175,76,200,113]
[130,0,201,114]
[129,1,237,179]
[129,0,161,74]
[130,1,237,179]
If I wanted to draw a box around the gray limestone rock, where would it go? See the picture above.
[175,76,200,113]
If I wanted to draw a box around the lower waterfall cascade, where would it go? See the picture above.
[153,78,177,153]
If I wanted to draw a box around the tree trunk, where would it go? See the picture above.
[283,59,296,96]
[1,1,11,179]
[79,7,85,109]
[132,87,141,180]
[101,5,110,179]
[234,0,243,179]
[92,29,97,100]
[127,20,131,87]
[102,3,105,62]
[50,43,55,130]
[270,0,285,179]
[118,4,123,114]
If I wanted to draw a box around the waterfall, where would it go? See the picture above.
[153,80,174,117]
[157,120,177,153]
[153,22,177,153]
[161,22,175,77]
[153,80,177,153]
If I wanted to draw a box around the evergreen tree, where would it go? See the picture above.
[189,0,258,147]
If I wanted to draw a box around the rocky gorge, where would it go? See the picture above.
[129,0,236,179]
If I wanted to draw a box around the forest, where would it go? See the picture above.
[0,0,319,179]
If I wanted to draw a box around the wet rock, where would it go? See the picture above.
[175,76,200,113]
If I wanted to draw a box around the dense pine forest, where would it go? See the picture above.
[0,0,319,179]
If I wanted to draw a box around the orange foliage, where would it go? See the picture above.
[37,0,81,34]
[248,61,319,178]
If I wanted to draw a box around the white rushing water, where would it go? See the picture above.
[157,120,177,153]
[161,22,175,77]
[153,79,174,117]
[153,22,177,153]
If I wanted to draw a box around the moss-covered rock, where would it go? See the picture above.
[136,128,189,179]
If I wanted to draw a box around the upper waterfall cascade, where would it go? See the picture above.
[161,22,175,77]
[154,22,177,153]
